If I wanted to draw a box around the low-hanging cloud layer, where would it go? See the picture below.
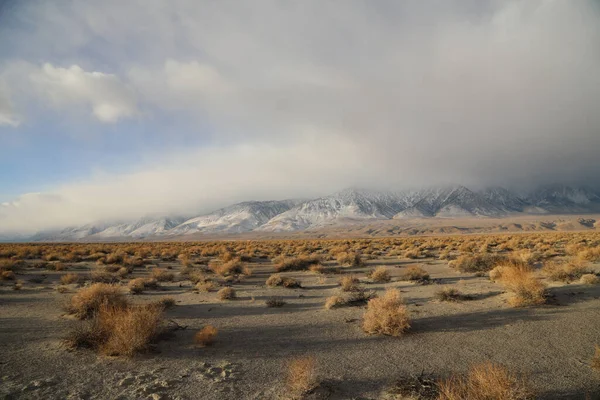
[1,0,600,233]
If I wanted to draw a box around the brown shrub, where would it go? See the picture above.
[435,287,472,302]
[1,270,16,280]
[452,254,507,273]
[578,247,600,262]
[60,273,80,285]
[404,249,421,259]
[438,362,534,400]
[286,356,318,399]
[217,287,236,300]
[369,266,391,283]
[335,252,364,267]
[324,295,346,310]
[542,260,591,283]
[66,303,164,357]
[194,325,218,346]
[494,263,546,307]
[266,297,286,307]
[339,275,360,292]
[196,280,217,292]
[90,269,119,284]
[157,296,176,309]
[362,288,410,336]
[580,274,600,285]
[128,278,146,294]
[592,345,600,371]
[401,266,430,282]
[275,255,321,272]
[150,268,174,282]
[210,259,245,276]
[67,284,128,319]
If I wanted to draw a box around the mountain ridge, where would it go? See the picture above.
[6,184,600,241]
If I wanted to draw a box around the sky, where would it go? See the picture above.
[1,0,600,233]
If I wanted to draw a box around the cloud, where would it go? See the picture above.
[29,64,138,123]
[1,0,600,232]
[0,82,20,127]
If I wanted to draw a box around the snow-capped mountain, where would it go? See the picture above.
[394,185,505,218]
[257,188,413,232]
[527,184,600,212]
[167,200,302,235]
[6,184,600,241]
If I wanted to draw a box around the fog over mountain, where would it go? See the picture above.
[1,1,600,234]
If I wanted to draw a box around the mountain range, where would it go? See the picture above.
[6,184,600,241]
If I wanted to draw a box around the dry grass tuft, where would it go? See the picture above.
[217,287,236,300]
[266,296,286,308]
[401,266,430,282]
[66,303,164,357]
[592,345,600,371]
[128,278,146,294]
[362,288,410,336]
[60,273,80,285]
[324,295,346,310]
[335,251,364,267]
[438,362,534,400]
[492,263,546,307]
[194,325,218,347]
[196,280,217,292]
[452,254,507,273]
[266,274,301,288]
[542,260,591,283]
[339,275,360,292]
[150,268,174,282]
[286,356,318,399]
[369,266,391,283]
[67,284,128,319]
[435,287,472,302]
[1,270,16,280]
[275,255,322,272]
[580,274,600,285]
[156,296,176,309]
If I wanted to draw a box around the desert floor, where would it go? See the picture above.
[1,255,600,399]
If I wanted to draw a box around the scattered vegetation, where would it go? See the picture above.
[266,274,301,288]
[265,296,286,308]
[542,260,591,283]
[368,266,391,282]
[401,265,430,282]
[286,356,318,400]
[435,287,473,302]
[363,289,410,336]
[217,287,236,300]
[194,325,218,347]
[438,362,534,400]
[67,284,128,319]
[491,262,546,307]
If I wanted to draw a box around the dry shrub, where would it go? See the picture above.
[68,284,128,319]
[156,296,176,309]
[580,274,600,285]
[128,278,146,294]
[542,260,591,283]
[56,286,68,293]
[266,296,286,307]
[217,287,236,300]
[103,264,122,273]
[60,273,80,285]
[592,345,600,371]
[578,247,600,262]
[401,266,430,282]
[435,287,472,302]
[339,275,360,292]
[66,303,164,357]
[404,249,421,259]
[266,274,283,286]
[196,280,217,292]
[369,266,391,282]
[309,264,325,274]
[194,325,218,346]
[324,295,346,310]
[452,254,507,273]
[362,289,410,336]
[493,263,546,307]
[438,362,534,400]
[286,356,318,399]
[1,270,16,280]
[90,269,119,284]
[151,268,174,282]
[116,267,129,279]
[275,255,321,272]
[335,252,364,267]
[210,259,245,276]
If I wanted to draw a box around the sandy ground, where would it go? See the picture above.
[1,257,600,399]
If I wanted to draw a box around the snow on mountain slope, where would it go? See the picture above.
[527,184,600,212]
[480,186,528,212]
[395,185,506,218]
[90,217,187,239]
[257,188,412,232]
[168,200,302,235]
